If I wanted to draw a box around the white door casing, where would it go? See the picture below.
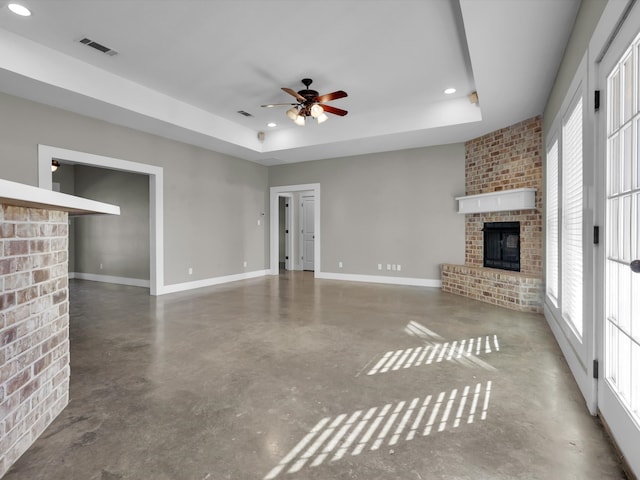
[269,184,321,276]
[37,145,164,295]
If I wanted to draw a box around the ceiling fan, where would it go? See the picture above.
[262,78,348,126]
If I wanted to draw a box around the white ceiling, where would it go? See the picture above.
[0,0,580,166]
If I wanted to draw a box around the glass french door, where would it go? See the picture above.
[599,3,640,475]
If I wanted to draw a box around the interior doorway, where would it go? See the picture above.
[269,184,320,276]
[37,144,165,295]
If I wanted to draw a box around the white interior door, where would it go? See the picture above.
[599,4,640,475]
[301,195,315,271]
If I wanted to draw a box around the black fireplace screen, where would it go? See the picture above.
[483,221,520,272]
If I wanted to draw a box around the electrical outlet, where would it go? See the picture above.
[243,261,247,267]
[397,264,402,272]
[378,264,382,271]
[392,264,397,271]
[99,263,103,270]
[257,219,261,226]
[338,261,343,268]
[387,264,391,271]
[188,267,193,275]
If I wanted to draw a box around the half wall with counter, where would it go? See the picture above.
[0,178,118,477]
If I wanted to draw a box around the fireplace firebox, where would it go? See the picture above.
[483,221,520,272]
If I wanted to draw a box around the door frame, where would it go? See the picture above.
[269,183,320,276]
[594,0,640,476]
[37,144,164,295]
[543,53,596,412]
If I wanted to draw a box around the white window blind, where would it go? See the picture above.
[546,139,559,303]
[561,97,583,336]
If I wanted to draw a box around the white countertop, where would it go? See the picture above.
[0,178,120,215]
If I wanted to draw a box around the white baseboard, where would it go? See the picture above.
[315,271,442,288]
[160,269,269,295]
[70,272,150,288]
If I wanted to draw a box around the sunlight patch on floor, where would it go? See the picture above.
[263,381,493,479]
[365,335,500,375]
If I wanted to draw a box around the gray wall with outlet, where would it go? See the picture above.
[269,144,466,281]
[74,165,150,280]
[53,164,149,280]
[1,90,464,286]
[0,92,270,286]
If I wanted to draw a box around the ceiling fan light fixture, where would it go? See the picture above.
[265,79,348,125]
[310,104,324,118]
[286,107,298,120]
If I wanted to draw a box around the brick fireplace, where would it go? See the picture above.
[441,116,544,313]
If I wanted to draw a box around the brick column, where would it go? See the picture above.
[0,204,70,476]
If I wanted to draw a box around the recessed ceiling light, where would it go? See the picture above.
[267,122,277,128]
[8,3,31,16]
[444,88,456,95]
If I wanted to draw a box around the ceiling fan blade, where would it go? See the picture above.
[261,103,298,108]
[320,104,348,116]
[282,87,307,103]
[315,90,348,103]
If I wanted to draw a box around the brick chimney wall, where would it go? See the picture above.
[464,116,543,276]
[441,116,544,313]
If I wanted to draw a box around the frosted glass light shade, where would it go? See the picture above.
[286,107,298,120]
[310,104,324,118]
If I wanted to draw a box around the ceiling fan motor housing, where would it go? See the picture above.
[298,89,319,102]
[299,78,318,103]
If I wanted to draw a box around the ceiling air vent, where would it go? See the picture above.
[79,37,118,56]
[237,110,253,117]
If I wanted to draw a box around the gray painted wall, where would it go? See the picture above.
[73,165,150,280]
[269,144,466,280]
[1,91,464,286]
[543,0,606,137]
[0,92,269,286]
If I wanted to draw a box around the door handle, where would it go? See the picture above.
[631,259,640,273]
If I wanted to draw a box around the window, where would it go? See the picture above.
[546,140,559,302]
[562,97,584,336]
[545,91,584,339]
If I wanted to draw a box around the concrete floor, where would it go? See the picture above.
[6,273,625,479]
